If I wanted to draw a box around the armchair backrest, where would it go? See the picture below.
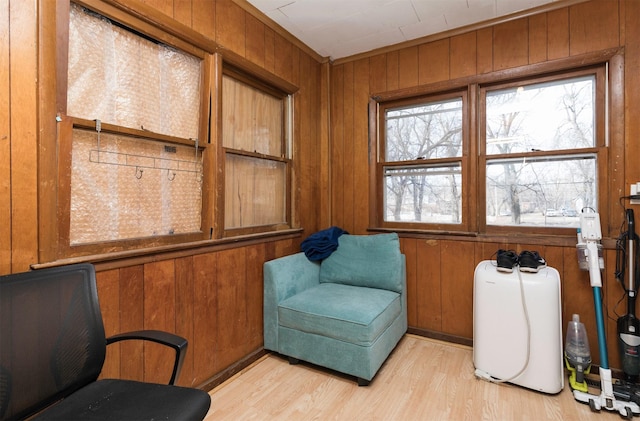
[319,233,404,292]
[0,264,106,421]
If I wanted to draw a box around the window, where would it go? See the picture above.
[59,3,209,255]
[221,69,292,236]
[481,69,605,230]
[377,92,468,231]
[374,61,611,235]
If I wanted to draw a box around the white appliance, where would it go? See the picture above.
[473,260,564,394]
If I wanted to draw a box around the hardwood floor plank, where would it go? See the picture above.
[206,335,610,420]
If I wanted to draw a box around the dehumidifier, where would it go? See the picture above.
[473,260,564,394]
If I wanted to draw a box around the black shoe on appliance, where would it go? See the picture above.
[518,250,547,273]
[496,249,518,273]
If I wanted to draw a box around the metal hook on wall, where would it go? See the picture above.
[167,169,176,181]
[135,166,143,179]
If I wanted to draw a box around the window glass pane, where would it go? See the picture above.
[222,76,283,156]
[486,75,595,154]
[225,154,286,229]
[67,4,201,139]
[486,155,596,227]
[385,98,463,161]
[384,164,462,224]
[70,128,203,244]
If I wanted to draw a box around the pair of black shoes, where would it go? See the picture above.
[496,249,547,273]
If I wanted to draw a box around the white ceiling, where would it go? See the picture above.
[246,0,558,60]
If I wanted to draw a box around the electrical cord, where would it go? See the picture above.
[480,264,532,385]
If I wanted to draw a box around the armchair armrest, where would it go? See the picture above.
[106,330,187,385]
[264,252,320,351]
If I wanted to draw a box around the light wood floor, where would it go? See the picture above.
[205,335,616,420]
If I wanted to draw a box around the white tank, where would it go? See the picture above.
[473,260,564,394]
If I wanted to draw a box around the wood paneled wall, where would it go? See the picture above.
[2,0,322,388]
[4,0,640,387]
[98,237,298,387]
[330,0,640,369]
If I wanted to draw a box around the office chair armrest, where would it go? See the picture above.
[106,330,187,385]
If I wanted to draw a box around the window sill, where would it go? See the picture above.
[32,228,303,271]
[368,227,617,249]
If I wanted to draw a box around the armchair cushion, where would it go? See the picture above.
[278,283,401,346]
[319,233,402,292]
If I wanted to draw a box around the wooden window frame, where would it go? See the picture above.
[54,0,214,258]
[217,64,294,238]
[479,65,608,236]
[370,48,624,239]
[376,90,472,233]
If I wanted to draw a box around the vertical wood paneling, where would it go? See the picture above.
[175,256,196,385]
[450,32,476,80]
[216,247,247,371]
[216,0,245,55]
[9,0,38,272]
[0,0,10,273]
[245,243,266,353]
[418,39,449,85]
[245,13,265,67]
[297,53,319,233]
[144,260,177,384]
[397,46,418,89]
[331,64,345,229]
[192,0,215,40]
[369,54,387,94]
[274,33,293,82]
[386,50,399,91]
[528,13,547,64]
[476,27,493,74]
[263,27,275,74]
[96,269,121,379]
[193,252,217,383]
[119,265,145,382]
[416,239,442,331]
[625,0,640,193]
[342,62,355,232]
[440,240,474,337]
[400,238,418,326]
[353,58,369,234]
[493,19,529,70]
[173,0,192,28]
[143,0,173,17]
[547,8,569,60]
[569,0,619,56]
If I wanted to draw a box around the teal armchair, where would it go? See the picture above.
[264,233,407,385]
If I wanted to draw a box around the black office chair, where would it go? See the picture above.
[0,263,211,421]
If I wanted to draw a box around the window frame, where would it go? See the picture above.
[371,49,623,238]
[216,63,297,238]
[55,1,213,258]
[479,65,608,236]
[376,89,472,232]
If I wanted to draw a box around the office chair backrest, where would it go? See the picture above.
[0,264,106,420]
